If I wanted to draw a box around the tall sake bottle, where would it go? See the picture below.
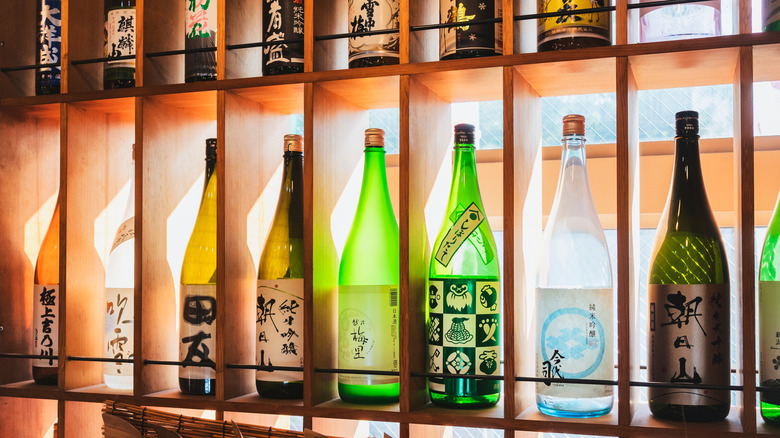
[179,138,218,395]
[759,192,780,424]
[256,135,304,399]
[647,111,730,421]
[338,128,400,404]
[426,124,501,408]
[32,195,61,385]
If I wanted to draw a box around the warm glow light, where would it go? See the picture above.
[42,418,56,438]
[24,191,58,267]
[273,415,290,430]
[200,410,217,420]
[94,178,132,267]
[247,162,284,269]
[424,152,452,249]
[330,159,365,259]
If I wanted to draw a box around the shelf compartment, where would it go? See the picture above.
[630,402,745,436]
[0,396,58,437]
[514,56,617,97]
[628,46,740,90]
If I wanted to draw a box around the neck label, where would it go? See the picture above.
[435,202,484,267]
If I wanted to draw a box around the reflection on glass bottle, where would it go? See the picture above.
[348,0,400,68]
[639,0,720,42]
[263,0,304,75]
[647,111,730,422]
[759,191,780,424]
[256,135,304,399]
[338,129,400,404]
[537,0,610,51]
[185,0,217,82]
[179,138,218,395]
[426,124,500,408]
[104,0,136,89]
[36,0,62,95]
[439,0,502,60]
[535,115,613,418]
[32,195,60,385]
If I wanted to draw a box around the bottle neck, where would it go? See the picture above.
[446,144,483,210]
[356,147,391,210]
[277,151,304,224]
[554,134,590,196]
[203,157,216,195]
[665,134,714,230]
[122,161,135,221]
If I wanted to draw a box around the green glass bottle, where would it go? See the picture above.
[338,128,400,404]
[759,192,780,424]
[256,135,304,399]
[426,124,500,408]
[179,138,218,395]
[647,111,730,421]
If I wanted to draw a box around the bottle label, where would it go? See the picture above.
[537,0,610,45]
[179,284,217,380]
[439,0,502,58]
[111,217,135,252]
[338,285,399,386]
[38,0,62,87]
[434,202,493,267]
[104,287,134,379]
[764,0,780,28]
[535,287,613,398]
[256,279,304,382]
[427,278,500,395]
[186,0,217,39]
[347,0,400,63]
[759,281,780,402]
[263,0,305,69]
[33,284,59,367]
[105,8,136,69]
[648,284,730,405]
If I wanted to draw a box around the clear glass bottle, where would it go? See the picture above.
[104,0,136,89]
[347,0,400,68]
[32,194,60,385]
[537,0,610,51]
[759,192,780,424]
[535,115,613,418]
[639,0,721,42]
[426,124,501,408]
[338,128,400,404]
[103,147,135,390]
[256,135,304,399]
[179,138,218,395]
[36,0,62,95]
[439,0,502,60]
[263,0,304,75]
[185,0,217,82]
[647,111,730,422]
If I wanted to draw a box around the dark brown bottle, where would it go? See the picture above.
[104,0,136,89]
[263,0,304,75]
[439,0,502,60]
[537,0,611,52]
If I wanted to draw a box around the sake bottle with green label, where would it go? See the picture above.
[337,128,400,404]
[759,191,780,424]
[426,123,501,408]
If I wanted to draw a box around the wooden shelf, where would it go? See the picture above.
[0,0,774,437]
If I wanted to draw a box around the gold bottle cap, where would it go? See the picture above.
[364,128,385,148]
[284,134,303,152]
[562,114,585,136]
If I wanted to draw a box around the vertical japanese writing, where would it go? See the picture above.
[38,287,56,365]
[256,280,304,382]
[105,288,134,376]
[105,8,136,67]
[263,0,304,70]
[186,0,214,38]
[39,0,61,70]
[179,285,217,380]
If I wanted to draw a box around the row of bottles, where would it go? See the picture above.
[34,0,779,95]
[25,112,780,425]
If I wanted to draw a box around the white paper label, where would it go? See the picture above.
[33,284,59,367]
[186,0,217,37]
[104,287,134,378]
[338,284,399,386]
[105,9,136,68]
[256,278,304,382]
[179,284,216,380]
[536,287,613,398]
[347,0,400,62]
[111,217,134,252]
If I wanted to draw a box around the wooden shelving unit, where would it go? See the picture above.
[0,0,778,437]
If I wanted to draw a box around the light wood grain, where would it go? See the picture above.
[414,66,504,103]
[515,57,617,97]
[0,2,37,97]
[314,0,348,71]
[143,0,185,86]
[0,397,58,437]
[408,0,438,63]
[629,47,740,91]
[62,400,103,438]
[317,76,400,110]
[64,0,104,93]
[225,0,262,80]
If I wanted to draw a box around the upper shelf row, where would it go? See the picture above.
[1,0,780,102]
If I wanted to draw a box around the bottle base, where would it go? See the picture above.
[429,391,499,409]
[256,380,303,399]
[761,400,780,424]
[338,382,399,404]
[32,366,58,385]
[536,394,613,418]
[348,56,399,69]
[105,374,133,391]
[179,377,216,395]
[185,73,217,83]
[263,63,304,76]
[440,50,500,61]
[537,37,610,52]
[649,401,730,422]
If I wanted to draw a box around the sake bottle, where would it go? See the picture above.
[32,195,60,385]
[759,191,780,424]
[338,128,400,404]
[647,111,730,421]
[179,138,218,395]
[256,135,304,399]
[426,123,500,408]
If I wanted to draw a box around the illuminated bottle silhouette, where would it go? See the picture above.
[338,128,399,403]
[426,124,500,408]
[759,191,780,424]
[32,195,60,385]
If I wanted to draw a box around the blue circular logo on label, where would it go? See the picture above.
[540,307,605,379]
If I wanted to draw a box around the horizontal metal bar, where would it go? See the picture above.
[514,5,616,22]
[145,47,216,58]
[0,353,59,360]
[515,375,618,386]
[71,54,135,66]
[314,368,399,376]
[757,386,780,393]
[315,28,399,42]
[144,359,216,368]
[410,17,504,32]
[629,380,743,391]
[226,364,304,372]
[0,63,60,73]
[226,39,304,51]
[68,356,133,364]
[412,372,504,381]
